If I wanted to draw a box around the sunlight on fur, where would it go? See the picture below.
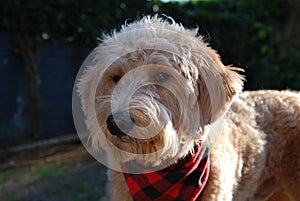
[75,15,300,201]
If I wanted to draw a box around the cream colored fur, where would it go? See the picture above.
[78,16,300,201]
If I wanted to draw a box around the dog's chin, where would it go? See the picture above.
[102,121,182,167]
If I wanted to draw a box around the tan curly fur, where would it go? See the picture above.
[78,16,300,201]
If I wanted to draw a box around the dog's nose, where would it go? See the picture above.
[106,112,134,137]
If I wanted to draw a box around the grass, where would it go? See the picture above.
[31,161,63,180]
[71,186,104,201]
[1,146,106,201]
[0,173,5,192]
[43,175,104,201]
[1,160,68,195]
[1,160,105,200]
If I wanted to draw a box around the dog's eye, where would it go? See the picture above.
[155,72,170,83]
[112,75,121,83]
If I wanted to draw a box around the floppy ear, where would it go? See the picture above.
[192,44,244,128]
[78,67,98,118]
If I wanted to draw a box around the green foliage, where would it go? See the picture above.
[158,0,300,90]
[0,0,154,45]
[0,0,299,89]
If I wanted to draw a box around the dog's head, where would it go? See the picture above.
[78,16,243,169]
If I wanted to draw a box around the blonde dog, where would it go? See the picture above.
[77,16,300,201]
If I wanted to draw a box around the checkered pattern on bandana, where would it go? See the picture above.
[122,142,210,201]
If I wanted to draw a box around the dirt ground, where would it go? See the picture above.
[0,140,108,201]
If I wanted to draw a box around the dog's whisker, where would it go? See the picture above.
[95,95,110,101]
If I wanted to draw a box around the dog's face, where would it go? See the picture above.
[78,16,243,169]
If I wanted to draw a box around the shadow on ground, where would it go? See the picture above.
[0,140,107,201]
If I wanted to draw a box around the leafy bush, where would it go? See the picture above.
[158,0,300,90]
[0,0,154,45]
[1,0,299,90]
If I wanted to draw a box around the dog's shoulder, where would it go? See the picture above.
[227,89,300,144]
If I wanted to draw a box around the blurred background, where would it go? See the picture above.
[0,0,299,200]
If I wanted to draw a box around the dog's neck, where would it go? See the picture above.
[121,142,210,201]
[205,113,226,146]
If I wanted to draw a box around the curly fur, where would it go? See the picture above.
[78,16,300,201]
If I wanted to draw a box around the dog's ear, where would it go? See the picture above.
[77,66,99,119]
[191,43,244,127]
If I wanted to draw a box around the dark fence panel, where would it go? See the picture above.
[0,33,26,142]
[0,32,93,145]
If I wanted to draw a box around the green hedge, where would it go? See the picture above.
[1,0,299,90]
[159,0,300,90]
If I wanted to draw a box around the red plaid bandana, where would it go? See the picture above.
[121,142,210,201]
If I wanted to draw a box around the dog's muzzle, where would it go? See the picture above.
[107,112,135,137]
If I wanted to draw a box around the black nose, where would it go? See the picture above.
[106,112,134,137]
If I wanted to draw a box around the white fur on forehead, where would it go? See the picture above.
[102,15,201,44]
[97,16,206,61]
[94,15,214,87]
